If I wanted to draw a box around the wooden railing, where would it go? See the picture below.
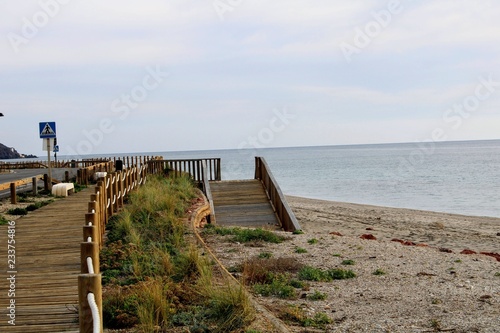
[254,157,301,232]
[0,174,48,204]
[75,156,158,185]
[0,158,111,170]
[79,164,148,333]
[0,156,158,171]
[148,158,221,183]
[76,162,115,186]
[201,161,216,224]
[0,161,48,170]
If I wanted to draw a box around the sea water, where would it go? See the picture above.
[159,140,500,218]
[25,140,500,218]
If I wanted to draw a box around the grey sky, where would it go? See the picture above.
[1,0,499,156]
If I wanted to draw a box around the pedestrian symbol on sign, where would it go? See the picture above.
[43,124,54,135]
[39,122,56,139]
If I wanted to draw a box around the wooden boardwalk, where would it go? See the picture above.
[0,189,91,333]
[210,180,281,229]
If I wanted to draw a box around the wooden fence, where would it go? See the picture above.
[148,158,222,183]
[0,156,159,171]
[254,157,301,232]
[0,174,48,204]
[0,158,111,170]
[78,164,148,333]
[76,162,115,186]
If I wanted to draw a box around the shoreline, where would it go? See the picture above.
[287,195,500,254]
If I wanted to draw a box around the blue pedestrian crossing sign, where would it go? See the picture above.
[39,122,56,139]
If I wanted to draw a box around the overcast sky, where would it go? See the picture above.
[1,0,499,156]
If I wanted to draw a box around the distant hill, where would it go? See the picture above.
[0,143,37,159]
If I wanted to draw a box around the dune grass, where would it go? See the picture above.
[101,175,255,332]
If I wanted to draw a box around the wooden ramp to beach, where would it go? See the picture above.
[210,180,280,228]
[206,157,301,232]
[0,189,91,333]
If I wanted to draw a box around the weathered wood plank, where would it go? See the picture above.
[0,188,91,332]
[210,180,280,229]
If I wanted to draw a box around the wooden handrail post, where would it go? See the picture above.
[113,174,119,213]
[88,201,100,245]
[80,241,100,274]
[106,175,113,218]
[83,224,99,247]
[118,171,124,208]
[32,177,38,195]
[10,183,17,204]
[78,274,103,333]
[44,174,49,191]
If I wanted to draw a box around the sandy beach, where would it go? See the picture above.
[287,196,500,254]
[203,196,500,333]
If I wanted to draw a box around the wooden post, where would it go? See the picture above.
[106,175,113,218]
[88,200,100,238]
[65,171,70,182]
[78,274,103,333]
[44,174,49,191]
[80,241,100,274]
[113,174,119,213]
[32,177,38,196]
[95,182,106,230]
[83,225,98,247]
[10,183,17,204]
[118,171,124,209]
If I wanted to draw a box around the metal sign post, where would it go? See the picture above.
[46,139,52,189]
[39,122,57,190]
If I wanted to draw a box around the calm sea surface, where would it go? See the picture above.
[31,140,500,218]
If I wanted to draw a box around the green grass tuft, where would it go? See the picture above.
[298,266,356,282]
[373,268,386,276]
[307,290,327,301]
[258,252,273,259]
[204,226,286,244]
[295,247,308,254]
[0,215,9,225]
[6,208,28,215]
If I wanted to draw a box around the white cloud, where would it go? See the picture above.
[1,0,499,154]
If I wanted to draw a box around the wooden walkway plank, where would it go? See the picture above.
[0,188,91,332]
[210,180,281,229]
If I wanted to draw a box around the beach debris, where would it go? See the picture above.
[366,227,374,231]
[391,238,426,247]
[417,272,437,277]
[480,252,500,262]
[460,249,477,255]
[329,231,343,236]
[496,232,500,236]
[360,234,377,240]
[439,247,454,253]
